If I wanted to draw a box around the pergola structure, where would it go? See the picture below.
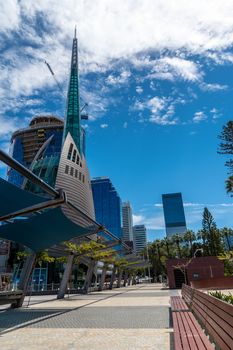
[0,149,149,306]
[0,149,131,251]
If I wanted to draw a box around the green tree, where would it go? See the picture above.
[183,230,196,257]
[201,207,224,256]
[172,234,183,258]
[220,227,233,251]
[218,120,233,195]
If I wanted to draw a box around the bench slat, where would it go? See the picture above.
[171,296,189,311]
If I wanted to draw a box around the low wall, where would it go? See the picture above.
[190,276,233,289]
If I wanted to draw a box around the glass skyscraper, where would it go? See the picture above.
[133,225,147,254]
[8,115,64,187]
[122,201,133,242]
[7,115,86,189]
[91,177,122,239]
[162,192,187,238]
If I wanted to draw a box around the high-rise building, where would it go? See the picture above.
[133,225,147,254]
[8,115,86,189]
[8,115,63,187]
[162,192,187,238]
[91,177,122,238]
[122,201,133,242]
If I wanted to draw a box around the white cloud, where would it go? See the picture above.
[100,123,108,128]
[136,86,143,94]
[210,107,222,120]
[1,0,233,134]
[106,70,131,86]
[132,214,145,225]
[200,83,228,91]
[133,96,179,125]
[156,57,201,82]
[193,111,207,123]
[0,0,20,32]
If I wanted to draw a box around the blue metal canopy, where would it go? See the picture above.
[0,178,95,252]
[0,207,92,252]
[0,177,48,217]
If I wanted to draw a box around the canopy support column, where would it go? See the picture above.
[83,259,95,293]
[57,253,74,299]
[109,265,116,290]
[98,265,107,291]
[13,252,36,308]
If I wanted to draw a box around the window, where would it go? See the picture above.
[40,168,46,178]
[70,167,74,176]
[76,155,79,165]
[67,143,73,160]
[75,169,78,178]
[79,172,82,180]
[72,149,77,162]
[65,165,69,174]
[82,174,85,183]
[80,162,82,168]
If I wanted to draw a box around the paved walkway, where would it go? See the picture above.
[0,284,179,350]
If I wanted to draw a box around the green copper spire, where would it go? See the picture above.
[63,27,82,154]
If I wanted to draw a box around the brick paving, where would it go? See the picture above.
[0,284,178,349]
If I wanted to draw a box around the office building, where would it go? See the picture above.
[91,177,122,238]
[133,225,147,254]
[8,115,86,189]
[122,201,133,242]
[8,115,63,187]
[162,192,187,238]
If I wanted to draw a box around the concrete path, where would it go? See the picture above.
[0,284,179,350]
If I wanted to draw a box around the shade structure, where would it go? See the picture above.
[0,207,95,252]
[0,177,48,217]
[0,177,96,252]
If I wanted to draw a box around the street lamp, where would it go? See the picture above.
[194,248,203,258]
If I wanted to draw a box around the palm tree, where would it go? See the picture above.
[220,227,233,251]
[183,230,196,257]
[172,234,182,258]
[161,237,170,257]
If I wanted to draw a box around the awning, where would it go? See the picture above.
[0,178,95,251]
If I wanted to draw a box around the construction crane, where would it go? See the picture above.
[44,60,89,120]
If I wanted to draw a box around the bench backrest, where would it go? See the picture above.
[182,284,233,350]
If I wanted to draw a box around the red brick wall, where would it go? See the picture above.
[166,257,224,289]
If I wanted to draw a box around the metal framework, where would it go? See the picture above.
[0,149,131,252]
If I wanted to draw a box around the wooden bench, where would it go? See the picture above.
[173,310,214,350]
[171,296,189,311]
[171,295,214,349]
[182,284,233,350]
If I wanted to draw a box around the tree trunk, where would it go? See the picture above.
[13,252,36,308]
[83,259,95,293]
[128,274,132,286]
[123,271,128,287]
[117,270,123,288]
[98,266,107,291]
[109,265,116,290]
[57,254,74,299]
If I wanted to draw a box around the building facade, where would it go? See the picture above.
[133,225,147,254]
[162,192,187,238]
[8,115,86,189]
[8,115,64,187]
[91,177,122,238]
[122,201,133,243]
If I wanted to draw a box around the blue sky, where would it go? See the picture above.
[0,1,233,241]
